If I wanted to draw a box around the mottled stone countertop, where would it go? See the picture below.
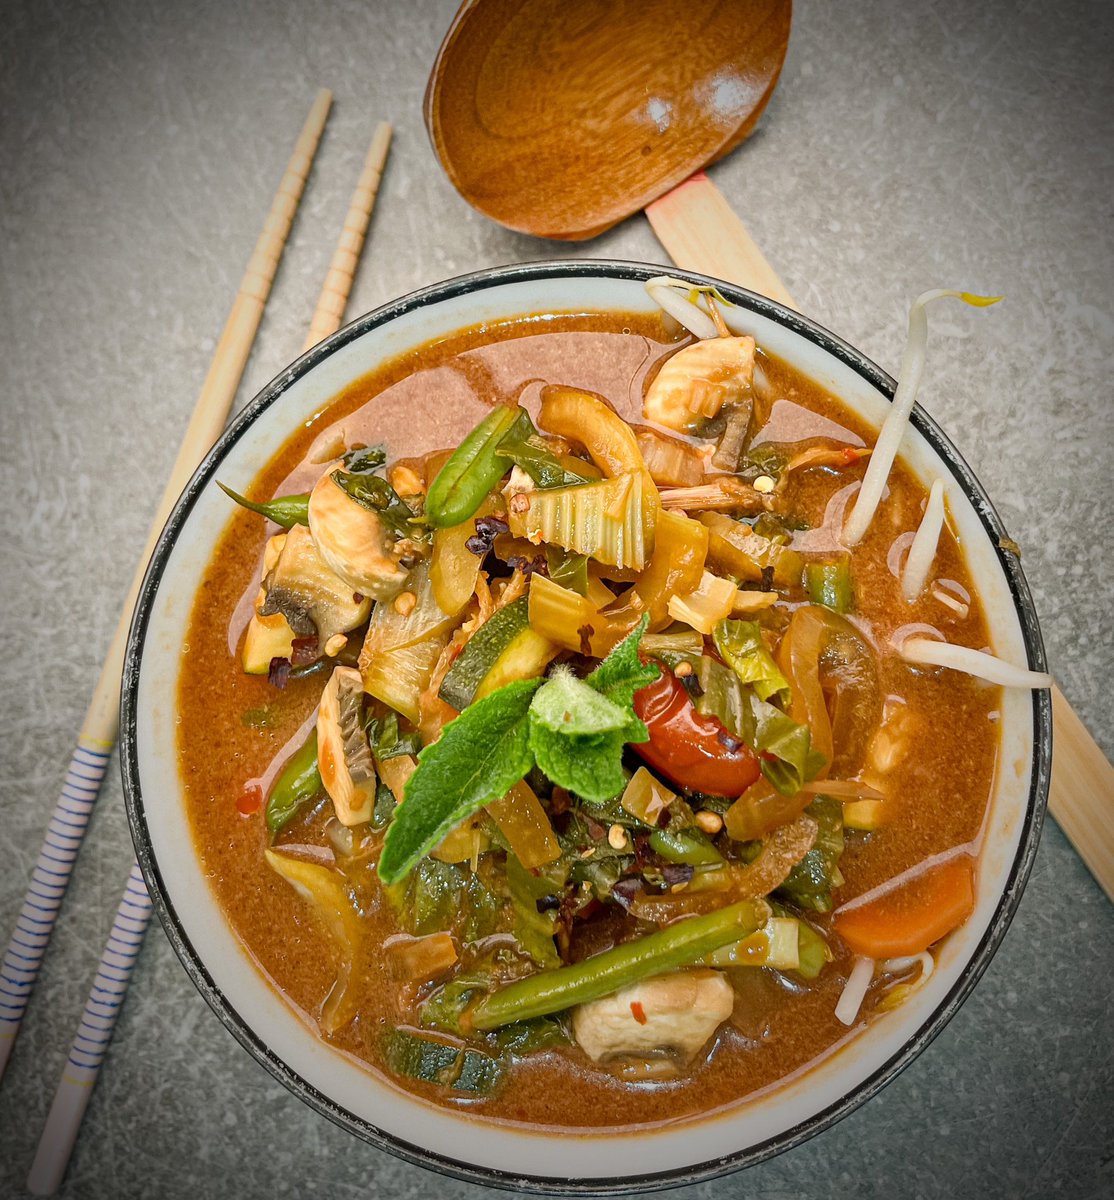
[1,1,1111,1197]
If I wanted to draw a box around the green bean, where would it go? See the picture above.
[470,899,768,1030]
[218,481,309,530]
[649,827,725,866]
[424,405,521,528]
[265,730,322,835]
[805,558,853,613]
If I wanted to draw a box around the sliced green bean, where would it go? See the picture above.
[805,558,853,613]
[424,406,521,528]
[265,730,322,835]
[470,899,768,1030]
[648,827,724,866]
[218,481,309,530]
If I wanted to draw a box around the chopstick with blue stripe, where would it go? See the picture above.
[25,866,152,1195]
[23,117,392,1198]
[0,88,334,1092]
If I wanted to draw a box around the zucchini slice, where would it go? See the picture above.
[438,598,556,711]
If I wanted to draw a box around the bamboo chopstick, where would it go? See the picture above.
[26,109,392,1197]
[303,121,392,351]
[645,171,1114,901]
[0,88,333,1091]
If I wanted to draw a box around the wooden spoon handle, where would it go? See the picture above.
[646,173,798,311]
[645,171,1114,902]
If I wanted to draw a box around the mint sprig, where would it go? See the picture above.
[377,618,658,884]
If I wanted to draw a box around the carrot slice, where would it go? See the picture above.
[834,857,976,959]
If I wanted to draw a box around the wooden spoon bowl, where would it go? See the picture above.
[425,0,792,240]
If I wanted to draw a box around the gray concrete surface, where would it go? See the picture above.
[1,0,1111,1196]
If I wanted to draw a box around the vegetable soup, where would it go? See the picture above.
[178,288,1045,1129]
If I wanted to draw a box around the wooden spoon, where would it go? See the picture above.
[425,0,792,241]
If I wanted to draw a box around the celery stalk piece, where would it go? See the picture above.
[507,471,654,571]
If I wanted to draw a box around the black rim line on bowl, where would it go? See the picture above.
[120,259,1052,1196]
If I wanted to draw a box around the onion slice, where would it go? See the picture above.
[843,290,1002,547]
[645,276,720,340]
[901,478,946,602]
[898,636,1052,688]
[835,955,875,1025]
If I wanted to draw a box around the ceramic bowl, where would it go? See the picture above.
[121,260,1051,1193]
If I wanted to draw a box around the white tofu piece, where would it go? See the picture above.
[571,969,733,1062]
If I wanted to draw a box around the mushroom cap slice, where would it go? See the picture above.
[259,524,371,650]
[644,335,756,433]
[317,665,376,827]
[308,468,410,599]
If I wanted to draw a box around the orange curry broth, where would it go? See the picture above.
[177,311,999,1130]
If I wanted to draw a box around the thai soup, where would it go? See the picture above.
[177,283,1047,1128]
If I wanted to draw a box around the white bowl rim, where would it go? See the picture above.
[121,259,1051,1194]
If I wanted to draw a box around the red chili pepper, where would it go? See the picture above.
[630,1001,647,1025]
[632,667,760,797]
[236,784,263,816]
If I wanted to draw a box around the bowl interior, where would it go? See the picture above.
[123,262,1049,1192]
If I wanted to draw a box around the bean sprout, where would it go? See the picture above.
[898,637,1053,688]
[901,478,946,602]
[843,290,1001,547]
[645,276,720,340]
[835,955,875,1025]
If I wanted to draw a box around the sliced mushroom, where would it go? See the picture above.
[259,523,371,651]
[317,665,376,826]
[308,467,410,599]
[571,969,733,1062]
[644,335,756,433]
[242,533,297,674]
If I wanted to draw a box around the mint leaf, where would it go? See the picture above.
[378,678,543,884]
[713,618,791,704]
[529,724,628,803]
[585,614,659,710]
[531,667,630,737]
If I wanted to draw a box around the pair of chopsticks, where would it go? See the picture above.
[0,89,392,1194]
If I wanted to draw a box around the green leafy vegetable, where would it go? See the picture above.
[369,779,397,832]
[341,444,387,474]
[378,679,543,884]
[545,546,590,595]
[495,409,595,489]
[739,693,826,796]
[330,469,416,538]
[714,619,791,703]
[388,858,500,939]
[775,796,845,913]
[505,853,560,967]
[691,655,823,797]
[365,710,422,760]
